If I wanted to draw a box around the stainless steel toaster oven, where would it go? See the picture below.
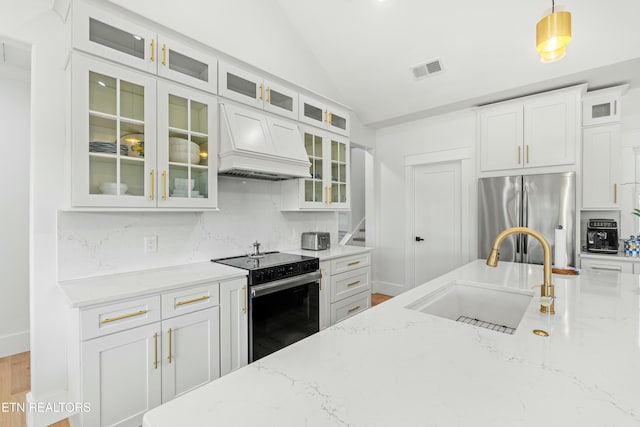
[301,232,330,250]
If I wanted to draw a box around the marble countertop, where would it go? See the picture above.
[58,262,247,308]
[285,245,373,260]
[142,259,640,426]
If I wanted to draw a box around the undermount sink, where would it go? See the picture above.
[406,280,534,334]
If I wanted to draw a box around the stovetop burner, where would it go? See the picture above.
[212,252,319,285]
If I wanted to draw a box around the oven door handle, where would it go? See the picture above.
[251,271,321,298]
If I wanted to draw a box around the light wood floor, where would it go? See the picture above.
[0,352,69,427]
[371,293,393,306]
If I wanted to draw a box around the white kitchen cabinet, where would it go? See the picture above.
[219,61,298,120]
[582,85,628,127]
[71,54,218,209]
[299,94,350,136]
[220,278,248,375]
[157,81,218,208]
[325,253,371,326]
[161,307,220,402]
[479,89,578,172]
[319,261,331,330]
[72,1,218,93]
[580,258,632,273]
[82,322,162,427]
[281,127,350,210]
[582,124,622,209]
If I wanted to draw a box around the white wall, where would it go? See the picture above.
[0,64,31,358]
[374,109,476,295]
[58,178,337,280]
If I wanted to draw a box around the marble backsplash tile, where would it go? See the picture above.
[58,178,338,280]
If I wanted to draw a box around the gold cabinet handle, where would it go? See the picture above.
[162,170,167,200]
[329,112,333,125]
[259,83,263,100]
[518,146,521,164]
[347,305,361,313]
[175,295,210,307]
[153,333,158,369]
[266,87,271,104]
[347,261,361,266]
[162,44,167,65]
[614,183,617,203]
[101,310,148,324]
[150,39,155,62]
[325,186,329,205]
[150,169,155,200]
[347,280,361,287]
[242,286,247,314]
[526,145,529,164]
[168,328,172,364]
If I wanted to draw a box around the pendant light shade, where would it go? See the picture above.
[536,10,572,63]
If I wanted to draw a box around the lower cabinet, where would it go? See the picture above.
[219,278,248,375]
[321,251,372,327]
[77,278,247,426]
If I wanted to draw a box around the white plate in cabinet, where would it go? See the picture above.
[580,258,631,273]
[81,295,161,341]
[330,267,371,304]
[218,62,298,120]
[330,252,371,275]
[161,283,220,319]
[330,292,370,325]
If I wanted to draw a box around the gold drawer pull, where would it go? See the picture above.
[101,310,148,324]
[347,305,361,313]
[347,261,361,266]
[347,280,361,287]
[175,295,210,307]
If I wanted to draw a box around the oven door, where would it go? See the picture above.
[249,271,321,362]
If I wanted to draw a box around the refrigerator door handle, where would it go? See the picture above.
[515,189,521,255]
[522,189,529,258]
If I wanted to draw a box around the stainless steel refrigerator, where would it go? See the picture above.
[478,172,575,266]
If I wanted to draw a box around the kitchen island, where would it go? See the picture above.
[142,260,640,426]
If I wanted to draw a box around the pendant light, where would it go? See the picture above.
[536,0,572,63]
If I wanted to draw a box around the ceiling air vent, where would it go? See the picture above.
[411,58,443,80]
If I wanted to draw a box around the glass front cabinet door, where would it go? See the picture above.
[299,128,350,209]
[157,81,217,208]
[71,55,157,208]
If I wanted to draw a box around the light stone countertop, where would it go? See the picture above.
[142,259,640,427]
[58,262,247,308]
[284,245,373,260]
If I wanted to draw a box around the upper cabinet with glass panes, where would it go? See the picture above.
[218,62,299,121]
[70,54,217,209]
[299,94,350,137]
[72,1,218,94]
[582,85,629,127]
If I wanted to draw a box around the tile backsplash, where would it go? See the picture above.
[58,178,338,280]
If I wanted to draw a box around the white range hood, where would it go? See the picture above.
[218,103,311,180]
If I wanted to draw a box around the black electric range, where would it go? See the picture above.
[213,252,320,285]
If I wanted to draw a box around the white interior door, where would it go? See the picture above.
[412,161,462,287]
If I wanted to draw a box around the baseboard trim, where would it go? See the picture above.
[373,280,406,297]
[0,330,29,358]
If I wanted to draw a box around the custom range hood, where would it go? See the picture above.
[219,103,311,180]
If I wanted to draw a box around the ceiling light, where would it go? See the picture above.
[535,1,571,63]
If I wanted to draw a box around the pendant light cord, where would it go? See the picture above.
[552,0,555,13]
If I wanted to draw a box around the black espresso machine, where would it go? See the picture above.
[586,219,619,254]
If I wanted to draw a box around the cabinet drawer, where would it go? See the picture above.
[330,267,371,303]
[580,259,632,274]
[330,291,370,325]
[330,252,371,275]
[162,282,220,319]
[81,296,161,340]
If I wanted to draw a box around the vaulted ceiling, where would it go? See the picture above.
[275,0,640,127]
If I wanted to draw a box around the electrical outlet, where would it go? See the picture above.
[144,236,158,253]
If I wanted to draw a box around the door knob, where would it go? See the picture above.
[415,236,424,242]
